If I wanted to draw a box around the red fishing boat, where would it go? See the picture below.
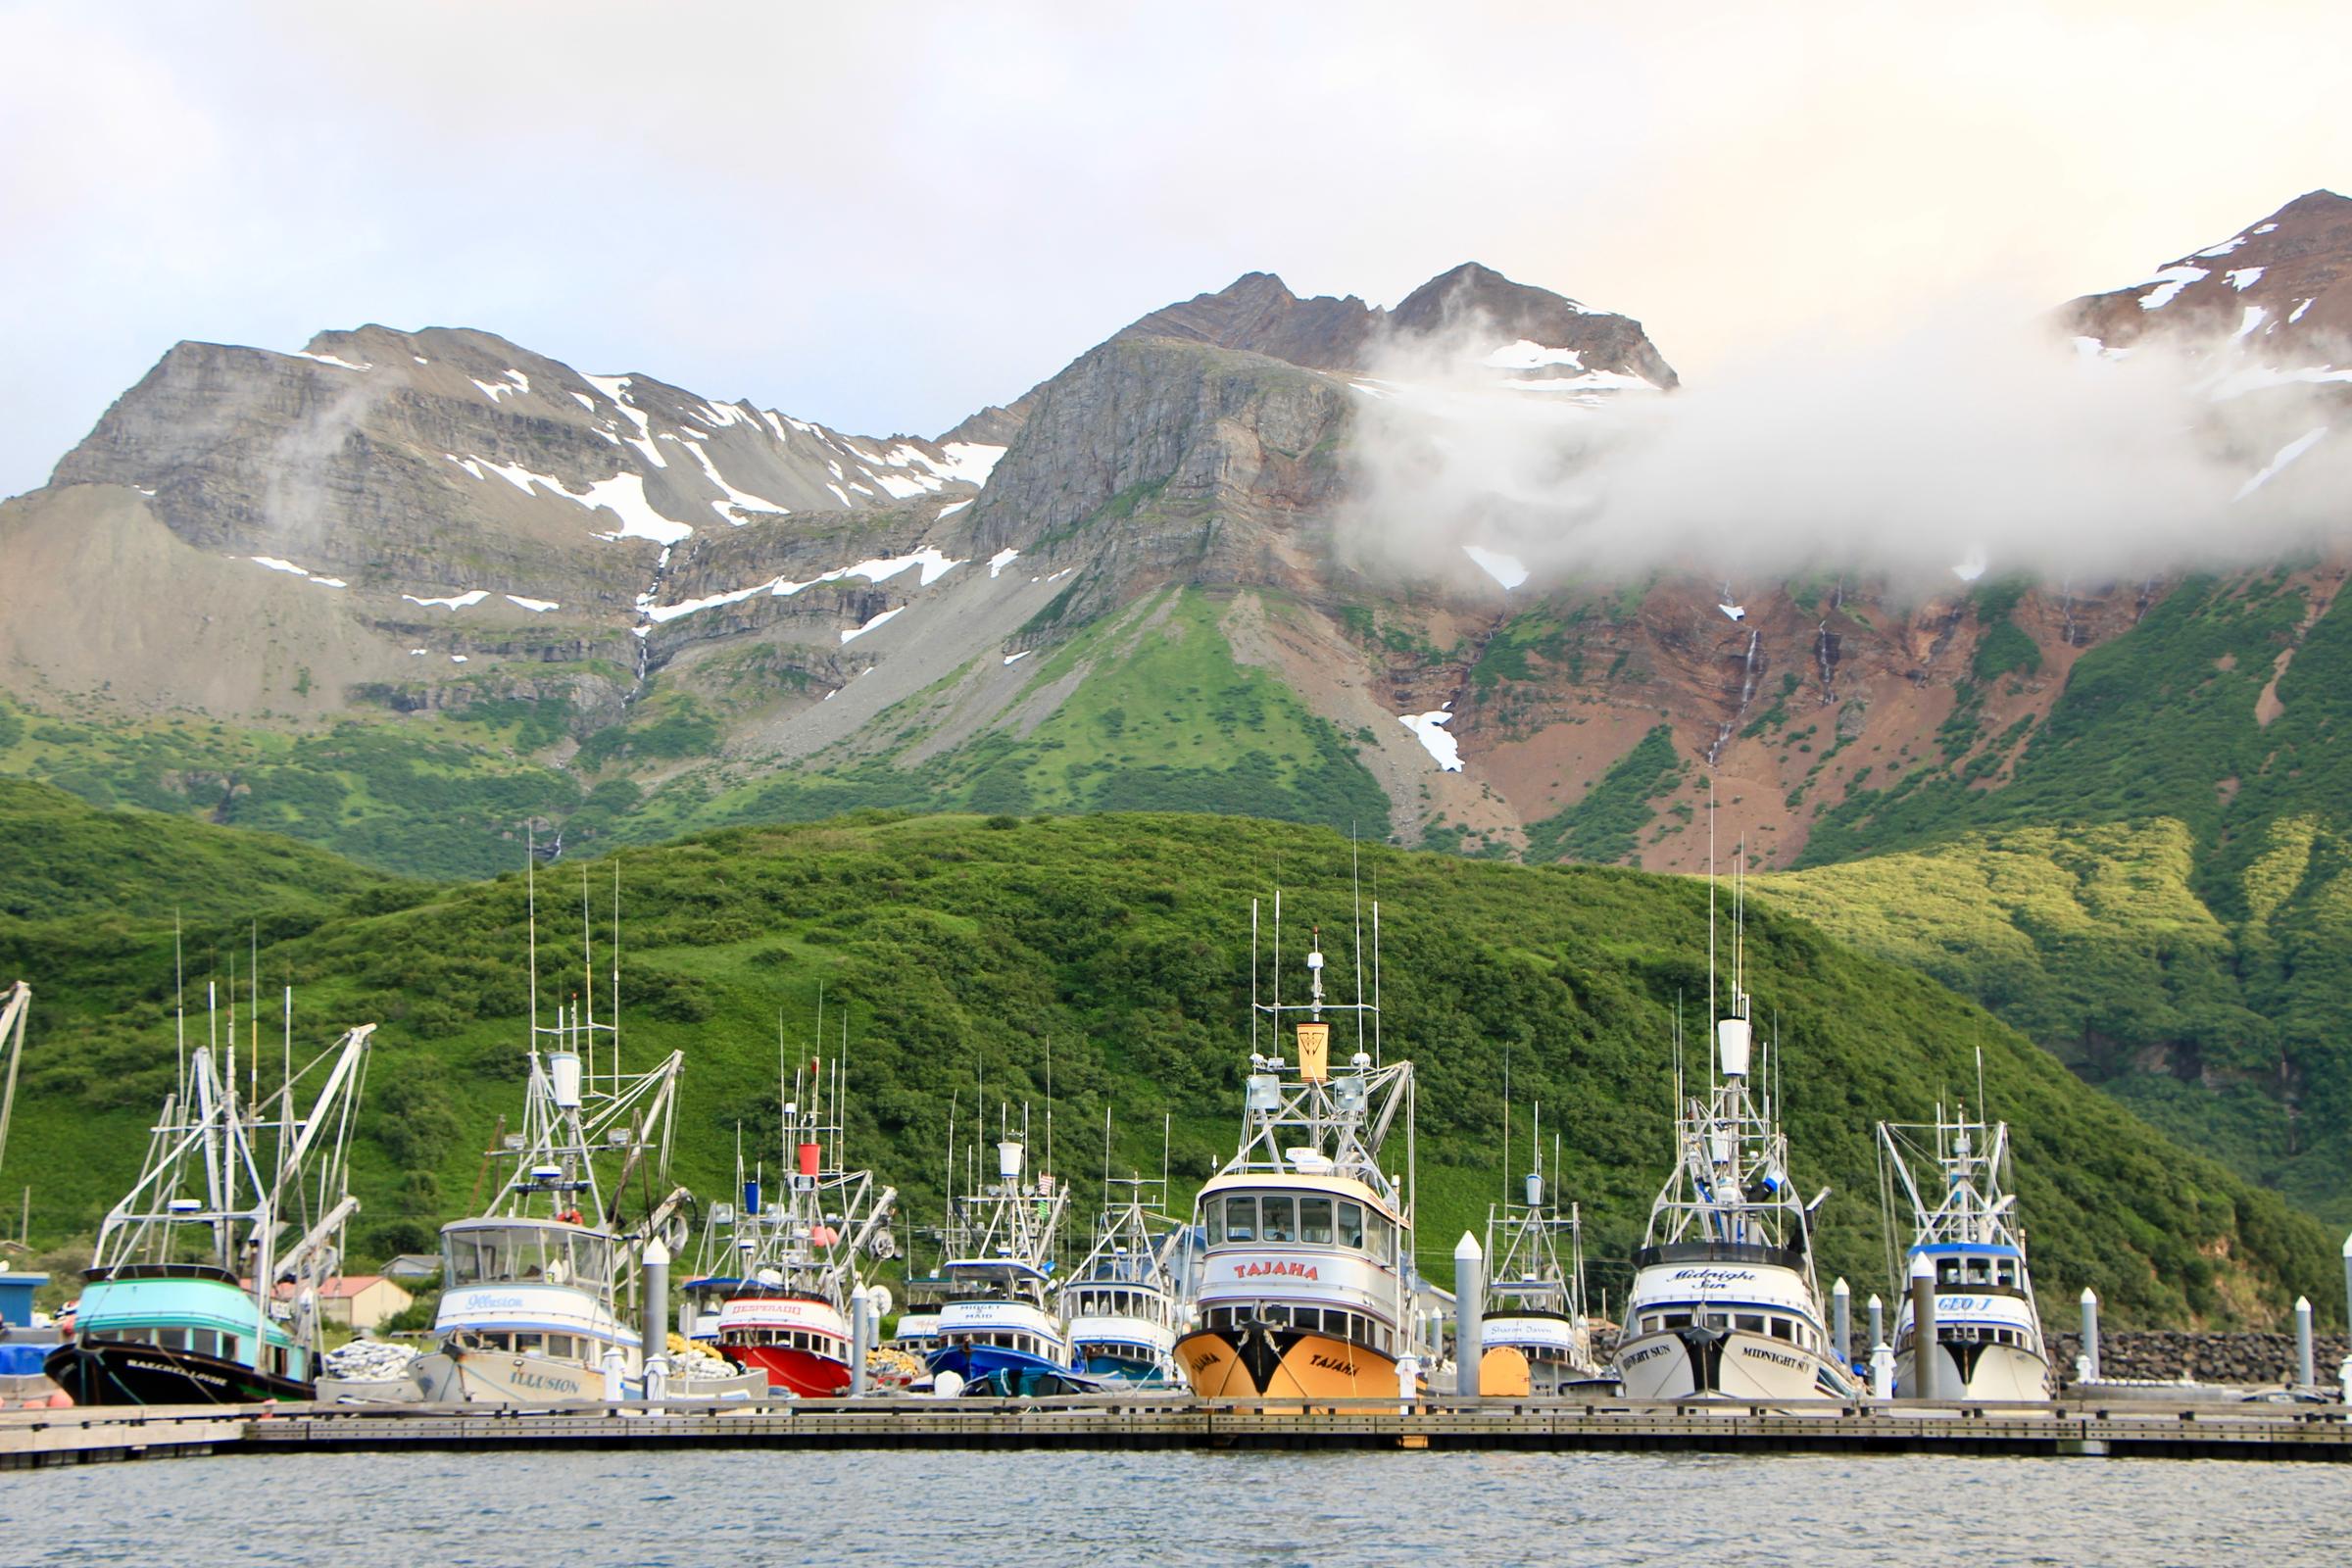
[713,1037,896,1396]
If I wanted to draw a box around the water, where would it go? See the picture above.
[1,1449,2335,1566]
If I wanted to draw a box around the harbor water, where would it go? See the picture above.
[1,1448,2334,1566]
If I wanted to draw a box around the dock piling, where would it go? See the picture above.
[643,1238,670,1403]
[2081,1288,2101,1383]
[1908,1252,1937,1401]
[851,1284,872,1397]
[1833,1277,1850,1368]
[2294,1296,2315,1389]
[1453,1233,1483,1398]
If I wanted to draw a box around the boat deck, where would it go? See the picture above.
[5,1394,2347,1468]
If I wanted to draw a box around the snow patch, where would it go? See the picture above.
[2255,223,2278,234]
[1718,602,1746,621]
[294,351,370,371]
[571,392,597,411]
[470,369,530,404]
[505,595,560,612]
[450,655,469,663]
[934,442,1006,487]
[575,472,694,545]
[1483,339,1586,370]
[1398,710,1463,772]
[2226,267,2266,291]
[682,440,788,520]
[2233,305,2269,340]
[1952,545,1989,583]
[309,576,347,589]
[1003,650,1033,665]
[2290,298,2315,323]
[841,606,906,644]
[938,499,974,519]
[2194,236,2247,258]
[988,547,1020,579]
[252,556,309,576]
[2136,266,2208,310]
[2234,428,2328,501]
[404,590,490,610]
[584,373,665,468]
[2073,336,2130,362]
[1463,544,1529,590]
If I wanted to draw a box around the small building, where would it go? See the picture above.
[382,1253,442,1286]
[250,1275,416,1333]
[0,1272,44,1329]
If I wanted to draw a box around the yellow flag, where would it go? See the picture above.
[1297,1020,1330,1083]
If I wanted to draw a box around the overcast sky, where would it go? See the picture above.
[3,0,2346,498]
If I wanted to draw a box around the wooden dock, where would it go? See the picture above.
[6,1395,2347,1470]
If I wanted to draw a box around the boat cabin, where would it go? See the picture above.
[1916,1243,2026,1295]
[1631,1306,1825,1355]
[1202,1189,1397,1266]
[440,1219,615,1291]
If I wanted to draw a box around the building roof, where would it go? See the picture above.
[244,1275,413,1300]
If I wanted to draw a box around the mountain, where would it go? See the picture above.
[1,800,2336,1327]
[2067,189,2352,361]
[7,210,2352,1229]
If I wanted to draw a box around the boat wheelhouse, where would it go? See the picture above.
[1059,1174,1184,1386]
[1613,858,1855,1403]
[1176,902,1435,1400]
[1879,1101,2052,1401]
[47,993,373,1407]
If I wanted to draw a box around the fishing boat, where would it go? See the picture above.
[675,1142,772,1351]
[1479,1109,1611,1396]
[378,867,759,1404]
[716,1054,898,1397]
[1879,1093,2052,1400]
[924,1119,1077,1397]
[1176,899,1436,1399]
[46,984,373,1406]
[1613,856,1856,1403]
[1059,1169,1184,1386]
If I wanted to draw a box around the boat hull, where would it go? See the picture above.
[1073,1347,1177,1387]
[1897,1339,2052,1402]
[1175,1324,1401,1400]
[409,1348,603,1403]
[925,1341,1072,1393]
[43,1338,310,1406]
[1614,1326,1851,1402]
[727,1343,850,1398]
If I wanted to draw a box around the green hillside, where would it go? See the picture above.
[2,802,2335,1329]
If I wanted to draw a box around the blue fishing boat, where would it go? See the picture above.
[925,1131,1076,1396]
[46,991,374,1406]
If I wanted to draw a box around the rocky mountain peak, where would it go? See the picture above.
[1113,271,1379,371]
[2065,188,2352,358]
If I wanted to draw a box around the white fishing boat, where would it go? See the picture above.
[1614,850,1856,1403]
[1059,1167,1184,1387]
[339,862,758,1403]
[1480,1108,1611,1396]
[1880,1092,2052,1400]
[1176,899,1440,1399]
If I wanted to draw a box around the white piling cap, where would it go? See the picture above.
[643,1239,670,1266]
[1908,1252,1933,1280]
[2343,1231,2352,1257]
[2295,1295,2311,1312]
[1453,1232,1483,1261]
[1833,1277,1849,1297]
[2080,1286,2097,1305]
[850,1283,870,1302]
[1867,1294,1882,1309]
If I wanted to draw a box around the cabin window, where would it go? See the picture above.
[1299,1197,1334,1245]
[1223,1196,1257,1244]
[1259,1196,1296,1243]
[1365,1211,1395,1264]
[1736,1313,1766,1334]
[1663,1313,1691,1330]
[1769,1318,1795,1342]
[157,1327,188,1351]
[1338,1202,1365,1250]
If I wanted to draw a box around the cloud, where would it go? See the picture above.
[1340,298,2352,590]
